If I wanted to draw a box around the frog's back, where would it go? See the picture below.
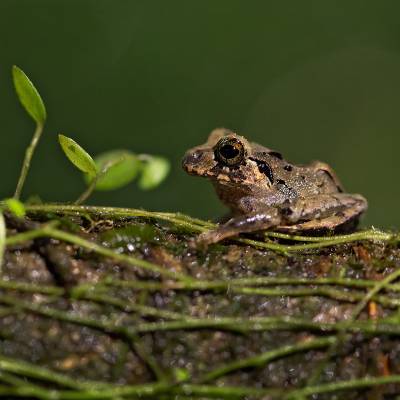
[248,142,342,199]
[286,163,342,198]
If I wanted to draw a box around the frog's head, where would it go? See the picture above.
[182,128,272,188]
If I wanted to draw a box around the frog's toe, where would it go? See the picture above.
[187,233,213,249]
[196,231,216,246]
[196,230,225,246]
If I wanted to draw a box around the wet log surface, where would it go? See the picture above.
[1,205,400,399]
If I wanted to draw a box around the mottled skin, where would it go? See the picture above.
[182,128,368,245]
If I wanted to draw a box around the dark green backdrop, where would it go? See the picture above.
[1,1,399,228]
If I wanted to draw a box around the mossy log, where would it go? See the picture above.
[1,204,400,399]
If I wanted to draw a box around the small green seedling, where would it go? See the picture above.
[12,66,47,200]
[6,65,170,206]
[58,135,170,204]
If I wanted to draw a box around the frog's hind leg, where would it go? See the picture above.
[278,194,367,234]
[309,161,345,192]
[197,207,281,245]
[197,193,367,245]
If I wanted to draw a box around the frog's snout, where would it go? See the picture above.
[182,150,204,174]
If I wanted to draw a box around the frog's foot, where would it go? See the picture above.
[197,209,281,246]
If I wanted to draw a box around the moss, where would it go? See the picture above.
[0,204,400,399]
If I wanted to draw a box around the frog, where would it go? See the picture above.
[182,128,368,245]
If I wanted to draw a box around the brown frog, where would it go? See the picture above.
[182,128,367,245]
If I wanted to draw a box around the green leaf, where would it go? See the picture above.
[12,65,46,125]
[138,156,170,190]
[173,368,190,383]
[85,150,141,191]
[58,135,98,177]
[4,198,25,218]
[0,212,5,274]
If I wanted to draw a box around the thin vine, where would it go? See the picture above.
[26,203,397,252]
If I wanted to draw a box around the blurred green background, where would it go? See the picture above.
[1,1,399,228]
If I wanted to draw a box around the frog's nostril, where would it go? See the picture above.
[192,151,203,161]
[182,152,200,173]
[184,151,202,165]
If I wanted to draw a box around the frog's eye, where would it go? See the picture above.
[214,137,246,166]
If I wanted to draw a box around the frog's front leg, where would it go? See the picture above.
[197,207,282,245]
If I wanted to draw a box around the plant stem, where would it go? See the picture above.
[102,275,400,291]
[200,336,337,383]
[0,355,87,389]
[75,157,129,205]
[351,266,400,319]
[285,375,400,399]
[75,175,99,205]
[14,123,43,199]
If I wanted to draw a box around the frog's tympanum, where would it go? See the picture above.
[182,128,368,245]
